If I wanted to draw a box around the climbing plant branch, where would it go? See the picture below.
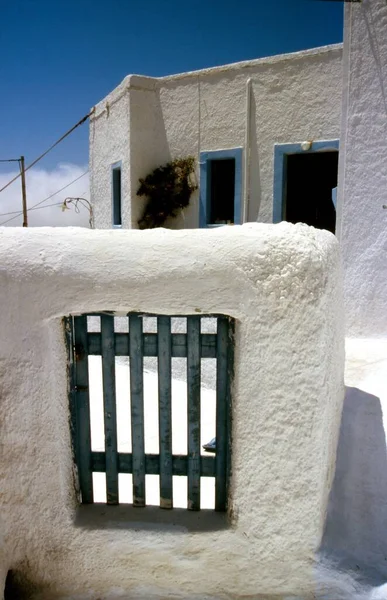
[137,157,197,229]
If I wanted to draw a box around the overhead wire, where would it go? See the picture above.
[0,201,65,217]
[0,212,29,227]
[0,202,71,226]
[26,170,88,211]
[0,110,93,194]
[0,170,89,226]
[24,202,63,211]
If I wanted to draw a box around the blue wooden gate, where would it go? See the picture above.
[65,313,234,512]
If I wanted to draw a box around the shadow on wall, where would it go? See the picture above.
[131,89,172,230]
[321,387,387,587]
[3,570,45,600]
[161,79,200,230]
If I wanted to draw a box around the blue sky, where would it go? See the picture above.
[0,0,343,171]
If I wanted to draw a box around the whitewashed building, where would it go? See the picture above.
[2,3,387,599]
[89,18,387,340]
[89,44,342,233]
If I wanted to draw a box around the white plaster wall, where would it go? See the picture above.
[89,78,131,229]
[0,224,343,599]
[337,0,387,337]
[90,45,342,229]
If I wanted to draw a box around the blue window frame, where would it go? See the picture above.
[199,149,243,228]
[273,140,339,223]
[111,161,122,227]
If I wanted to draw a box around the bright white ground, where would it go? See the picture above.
[320,338,387,597]
[88,338,387,597]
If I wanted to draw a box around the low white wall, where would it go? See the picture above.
[0,223,344,599]
[337,0,387,337]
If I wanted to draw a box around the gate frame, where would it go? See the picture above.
[64,313,234,513]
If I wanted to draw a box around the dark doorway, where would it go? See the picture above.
[208,159,235,225]
[285,151,338,234]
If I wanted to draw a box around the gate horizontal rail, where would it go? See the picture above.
[91,452,216,476]
[86,332,217,358]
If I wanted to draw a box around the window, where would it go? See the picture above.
[112,163,122,227]
[200,149,242,228]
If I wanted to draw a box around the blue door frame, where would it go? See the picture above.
[273,140,339,223]
[199,148,243,228]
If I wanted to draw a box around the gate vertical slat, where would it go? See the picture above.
[158,316,173,509]
[215,316,230,511]
[129,314,146,507]
[74,315,94,503]
[101,314,119,504]
[187,316,201,510]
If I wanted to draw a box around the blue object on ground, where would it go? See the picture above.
[203,437,216,453]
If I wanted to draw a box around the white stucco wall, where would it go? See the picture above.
[89,77,132,229]
[337,0,387,337]
[90,44,342,230]
[0,224,343,599]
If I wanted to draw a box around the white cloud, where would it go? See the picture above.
[0,163,90,227]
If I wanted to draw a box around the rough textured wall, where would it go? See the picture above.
[90,45,342,230]
[89,77,131,229]
[0,224,343,599]
[336,0,387,337]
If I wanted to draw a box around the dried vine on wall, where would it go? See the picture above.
[137,157,197,229]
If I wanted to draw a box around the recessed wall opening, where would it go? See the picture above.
[65,313,234,515]
[112,164,122,227]
[285,151,338,234]
[200,148,242,228]
[209,159,235,225]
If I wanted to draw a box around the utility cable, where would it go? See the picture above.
[0,170,88,226]
[0,111,92,194]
